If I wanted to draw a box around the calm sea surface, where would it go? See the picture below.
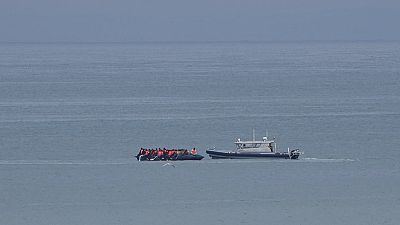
[1,42,400,225]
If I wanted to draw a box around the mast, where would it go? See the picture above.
[252,128,255,141]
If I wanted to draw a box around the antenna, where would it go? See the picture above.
[266,129,268,140]
[252,128,255,141]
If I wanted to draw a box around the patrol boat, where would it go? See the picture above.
[206,131,301,160]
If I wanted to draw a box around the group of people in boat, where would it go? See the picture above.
[136,148,198,161]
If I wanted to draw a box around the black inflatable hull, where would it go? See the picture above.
[137,154,204,161]
[206,150,299,160]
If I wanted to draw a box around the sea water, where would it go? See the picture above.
[1,41,399,225]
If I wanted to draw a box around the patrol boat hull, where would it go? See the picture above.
[206,150,300,160]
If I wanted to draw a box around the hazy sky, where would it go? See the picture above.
[1,0,399,42]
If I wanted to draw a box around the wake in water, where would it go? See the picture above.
[195,157,358,164]
[0,157,357,166]
[300,157,358,162]
[0,159,132,165]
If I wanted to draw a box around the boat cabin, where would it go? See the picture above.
[234,137,276,152]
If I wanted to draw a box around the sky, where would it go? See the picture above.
[1,0,399,42]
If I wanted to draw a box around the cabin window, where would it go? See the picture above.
[240,143,261,148]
